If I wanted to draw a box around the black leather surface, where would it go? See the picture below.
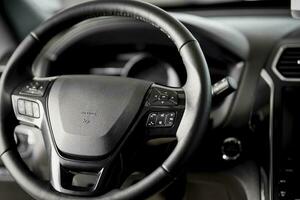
[0,16,15,61]
[33,0,195,50]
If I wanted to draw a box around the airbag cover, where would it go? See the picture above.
[48,75,151,158]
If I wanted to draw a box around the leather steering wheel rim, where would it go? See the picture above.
[0,1,211,199]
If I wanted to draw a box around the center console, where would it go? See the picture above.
[264,45,300,200]
[276,87,300,200]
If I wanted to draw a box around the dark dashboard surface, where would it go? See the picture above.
[27,7,300,130]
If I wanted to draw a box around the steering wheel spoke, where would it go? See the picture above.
[49,147,113,196]
[143,84,185,139]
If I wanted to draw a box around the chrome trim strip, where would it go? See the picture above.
[30,32,40,41]
[271,44,300,82]
[260,69,275,200]
[221,137,242,161]
[161,164,171,174]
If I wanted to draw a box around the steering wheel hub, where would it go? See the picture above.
[48,75,151,158]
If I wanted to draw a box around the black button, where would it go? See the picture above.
[148,89,160,103]
[165,112,176,127]
[148,88,178,106]
[146,113,158,127]
[158,94,168,100]
[19,81,49,97]
[146,112,176,128]
[279,179,287,184]
[278,190,287,198]
[156,113,167,127]
[169,94,178,105]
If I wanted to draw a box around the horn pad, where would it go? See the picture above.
[48,75,151,158]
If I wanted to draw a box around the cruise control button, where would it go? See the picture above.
[169,112,175,117]
[148,89,160,103]
[165,112,176,127]
[158,94,168,100]
[147,88,178,106]
[156,113,166,127]
[17,99,26,115]
[24,101,33,117]
[147,113,158,127]
[147,112,176,128]
[20,81,49,97]
[32,102,40,118]
[169,94,178,105]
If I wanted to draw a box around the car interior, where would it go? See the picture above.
[0,0,298,199]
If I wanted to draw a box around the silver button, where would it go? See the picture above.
[24,101,33,117]
[17,99,25,115]
[32,102,40,118]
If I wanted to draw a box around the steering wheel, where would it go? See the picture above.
[0,0,211,199]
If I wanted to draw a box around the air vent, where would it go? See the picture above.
[276,47,300,78]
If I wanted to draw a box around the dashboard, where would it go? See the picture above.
[32,15,245,130]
